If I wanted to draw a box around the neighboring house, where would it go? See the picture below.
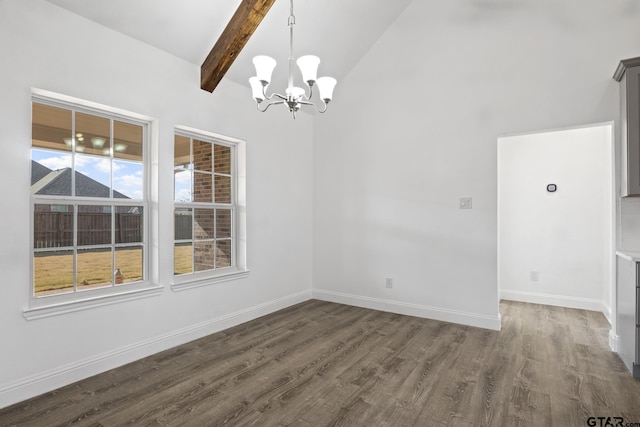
[30,160,128,200]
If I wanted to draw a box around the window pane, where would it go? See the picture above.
[216,240,232,269]
[194,241,214,272]
[114,120,143,161]
[77,205,112,246]
[174,208,193,240]
[172,131,238,277]
[216,209,232,239]
[78,247,112,290]
[174,135,192,169]
[32,103,72,152]
[31,149,72,196]
[194,209,214,239]
[31,100,148,301]
[75,112,110,157]
[75,154,112,198]
[214,175,231,203]
[115,206,143,244]
[34,249,73,296]
[113,160,143,199]
[193,139,212,172]
[34,204,74,248]
[174,170,192,202]
[193,172,212,203]
[115,247,143,284]
[174,242,193,275]
[214,144,231,174]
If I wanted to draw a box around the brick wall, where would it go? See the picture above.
[194,241,214,272]
[193,139,212,203]
[189,140,233,271]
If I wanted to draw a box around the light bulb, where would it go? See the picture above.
[253,56,276,85]
[249,77,265,102]
[286,86,305,100]
[297,55,320,85]
[316,77,337,102]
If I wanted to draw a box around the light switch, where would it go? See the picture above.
[459,197,472,209]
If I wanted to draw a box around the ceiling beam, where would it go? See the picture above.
[201,0,276,92]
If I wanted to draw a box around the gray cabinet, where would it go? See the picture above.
[616,253,640,379]
[614,57,640,197]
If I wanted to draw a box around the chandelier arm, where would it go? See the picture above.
[261,84,287,101]
[262,91,287,101]
[301,84,313,101]
[257,100,285,112]
[298,100,328,113]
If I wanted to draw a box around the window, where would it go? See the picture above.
[173,128,247,288]
[29,94,154,310]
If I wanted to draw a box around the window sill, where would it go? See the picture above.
[23,285,163,320]
[171,269,250,292]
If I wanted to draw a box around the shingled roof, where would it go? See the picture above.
[31,160,129,199]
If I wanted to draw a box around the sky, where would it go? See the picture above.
[32,149,144,199]
[174,169,191,202]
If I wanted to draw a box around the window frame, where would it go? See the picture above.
[172,126,248,291]
[25,90,160,319]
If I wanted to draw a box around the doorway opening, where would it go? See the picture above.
[497,123,614,323]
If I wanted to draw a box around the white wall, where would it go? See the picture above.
[312,0,640,329]
[498,125,612,313]
[0,0,314,408]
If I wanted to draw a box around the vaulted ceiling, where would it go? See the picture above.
[45,0,414,90]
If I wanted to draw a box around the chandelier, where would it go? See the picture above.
[249,0,337,118]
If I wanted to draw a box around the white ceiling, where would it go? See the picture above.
[45,0,414,88]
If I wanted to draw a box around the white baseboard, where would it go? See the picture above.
[500,289,604,313]
[602,302,613,326]
[312,289,501,331]
[609,330,620,352]
[0,290,312,410]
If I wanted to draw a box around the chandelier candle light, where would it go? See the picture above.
[249,0,337,118]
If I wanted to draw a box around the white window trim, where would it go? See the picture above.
[25,88,159,319]
[171,125,248,292]
[23,286,163,320]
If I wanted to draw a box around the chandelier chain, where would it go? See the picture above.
[288,0,295,89]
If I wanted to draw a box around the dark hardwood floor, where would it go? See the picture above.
[1,300,639,426]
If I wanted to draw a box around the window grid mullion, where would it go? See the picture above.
[111,204,115,287]
[213,207,217,270]
[32,195,145,206]
[73,203,78,293]
[71,111,76,197]
[191,205,195,275]
[109,118,114,199]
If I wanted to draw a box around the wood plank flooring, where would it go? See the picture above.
[1,300,639,426]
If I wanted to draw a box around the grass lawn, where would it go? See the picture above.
[35,244,226,295]
[174,243,193,275]
[34,247,143,295]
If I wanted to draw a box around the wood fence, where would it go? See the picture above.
[34,212,142,248]
[174,215,192,240]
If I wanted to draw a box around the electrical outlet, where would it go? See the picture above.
[530,271,539,282]
[385,277,393,288]
[459,197,472,209]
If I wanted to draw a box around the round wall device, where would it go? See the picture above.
[546,184,557,192]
